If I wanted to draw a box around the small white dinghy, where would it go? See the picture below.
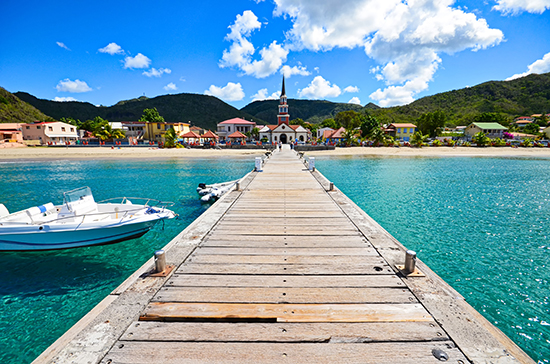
[197,180,238,203]
[0,187,176,251]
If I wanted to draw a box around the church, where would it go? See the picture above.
[259,78,311,144]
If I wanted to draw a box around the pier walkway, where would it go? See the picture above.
[36,146,534,364]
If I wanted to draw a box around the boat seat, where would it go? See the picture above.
[24,203,57,223]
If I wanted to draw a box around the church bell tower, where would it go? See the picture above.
[277,77,289,126]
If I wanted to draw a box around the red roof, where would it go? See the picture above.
[329,127,346,139]
[219,118,256,125]
[202,130,218,139]
[181,131,201,138]
[227,131,246,138]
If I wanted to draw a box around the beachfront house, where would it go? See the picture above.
[144,122,190,143]
[217,118,256,142]
[464,122,507,139]
[386,123,417,142]
[0,123,23,144]
[317,127,335,139]
[22,121,78,145]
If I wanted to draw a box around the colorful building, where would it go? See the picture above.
[0,123,23,143]
[144,122,190,143]
[22,121,78,145]
[386,123,417,142]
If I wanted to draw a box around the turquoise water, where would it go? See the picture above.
[317,156,550,363]
[0,157,253,364]
[0,156,548,363]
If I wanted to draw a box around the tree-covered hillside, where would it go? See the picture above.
[369,73,550,125]
[0,87,50,123]
[14,92,261,130]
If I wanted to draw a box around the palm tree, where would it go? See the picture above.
[164,127,177,148]
[371,127,386,146]
[472,132,490,147]
[410,131,428,148]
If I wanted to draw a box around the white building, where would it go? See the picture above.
[217,118,256,141]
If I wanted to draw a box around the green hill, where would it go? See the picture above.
[14,92,262,130]
[370,73,550,125]
[241,99,374,125]
[8,72,550,129]
[0,87,50,123]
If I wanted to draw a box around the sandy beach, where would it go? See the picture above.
[1,145,550,161]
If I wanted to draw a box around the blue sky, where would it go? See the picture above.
[1,0,550,110]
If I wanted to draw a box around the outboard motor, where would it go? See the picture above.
[198,183,206,189]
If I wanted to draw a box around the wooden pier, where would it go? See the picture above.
[34,146,534,363]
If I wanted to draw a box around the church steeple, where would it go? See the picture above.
[277,76,289,125]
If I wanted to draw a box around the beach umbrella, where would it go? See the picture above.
[227,131,246,139]
[202,130,219,139]
[181,131,201,144]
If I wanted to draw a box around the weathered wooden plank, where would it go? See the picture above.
[102,342,467,364]
[186,254,383,265]
[152,287,416,304]
[213,226,359,235]
[140,302,433,323]
[200,238,370,248]
[176,263,394,275]
[202,234,368,243]
[193,247,377,256]
[168,274,404,288]
[120,321,448,342]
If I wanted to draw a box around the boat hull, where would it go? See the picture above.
[0,219,161,251]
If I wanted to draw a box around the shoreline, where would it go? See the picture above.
[1,146,550,161]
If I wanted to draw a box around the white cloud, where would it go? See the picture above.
[164,82,177,91]
[251,88,281,101]
[56,42,70,50]
[143,68,172,77]
[220,11,288,78]
[274,0,504,106]
[98,42,124,55]
[281,65,311,78]
[204,82,245,101]
[53,97,78,102]
[241,41,289,78]
[123,53,152,69]
[507,52,550,80]
[493,0,550,14]
[298,76,341,99]
[348,97,362,105]
[344,85,359,93]
[55,79,92,93]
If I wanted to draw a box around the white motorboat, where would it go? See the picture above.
[0,187,176,251]
[197,180,238,203]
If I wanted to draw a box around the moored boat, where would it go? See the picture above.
[0,186,176,251]
[197,180,238,203]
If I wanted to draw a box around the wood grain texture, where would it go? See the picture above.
[140,302,432,323]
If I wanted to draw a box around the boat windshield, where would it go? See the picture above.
[63,187,93,205]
